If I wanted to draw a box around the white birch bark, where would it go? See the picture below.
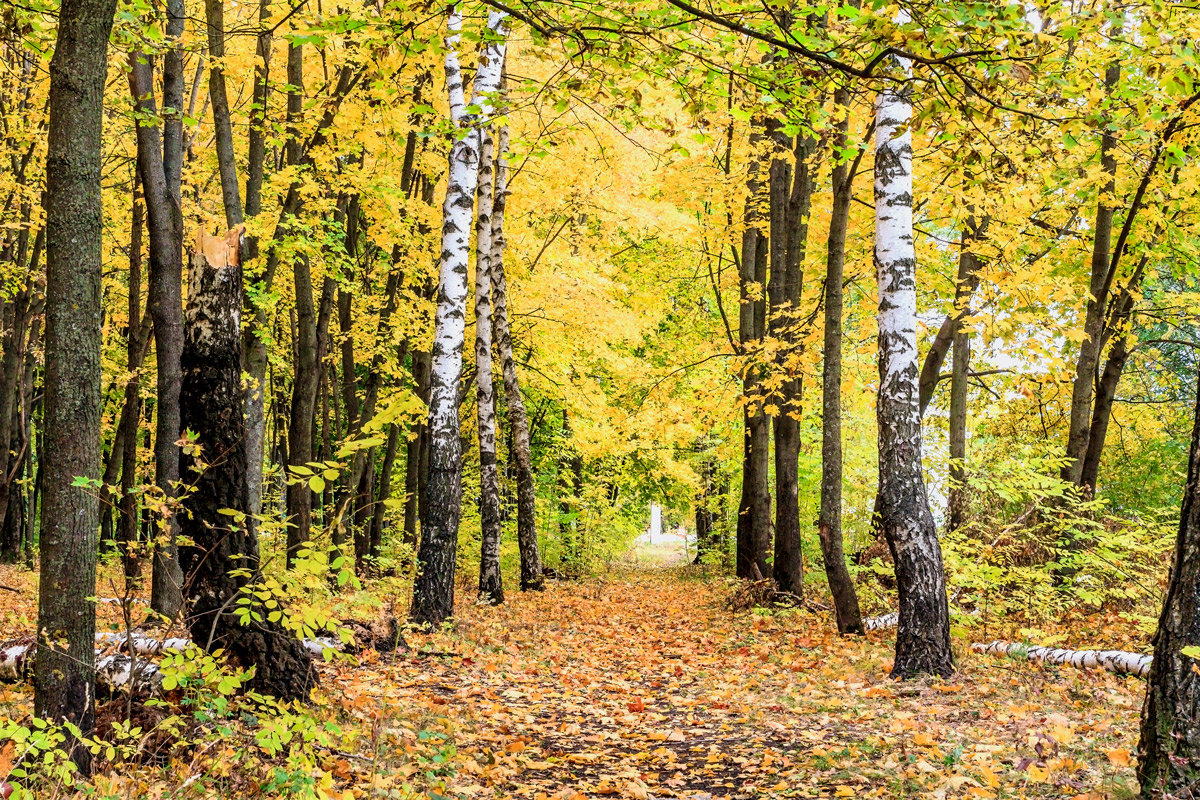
[874,26,953,678]
[476,119,503,604]
[972,640,1151,678]
[0,633,343,685]
[411,6,508,625]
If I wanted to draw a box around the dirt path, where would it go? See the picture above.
[330,570,1144,799]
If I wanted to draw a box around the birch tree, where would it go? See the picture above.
[873,41,953,678]
[491,123,544,591]
[476,117,503,605]
[411,6,508,626]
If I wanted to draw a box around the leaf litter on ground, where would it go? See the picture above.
[0,565,1149,799]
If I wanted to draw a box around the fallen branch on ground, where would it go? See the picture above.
[0,629,371,688]
[864,612,898,631]
[971,640,1152,677]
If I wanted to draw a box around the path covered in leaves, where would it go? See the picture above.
[341,570,1145,799]
[0,566,1149,798]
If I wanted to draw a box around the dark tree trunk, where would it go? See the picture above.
[947,218,984,532]
[770,126,813,598]
[558,409,584,569]
[0,297,27,563]
[119,190,149,584]
[179,230,315,701]
[404,347,431,551]
[736,123,771,581]
[947,327,970,533]
[369,421,400,561]
[129,54,185,622]
[36,0,117,771]
[694,454,717,564]
[286,251,319,566]
[1080,259,1146,491]
[1138,371,1200,796]
[818,86,865,635]
[1063,60,1120,487]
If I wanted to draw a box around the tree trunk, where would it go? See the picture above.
[694,454,717,564]
[368,421,400,562]
[1137,370,1200,796]
[874,52,953,679]
[818,85,865,636]
[411,7,508,626]
[35,0,117,771]
[490,124,543,590]
[947,219,983,532]
[770,125,813,598]
[404,347,431,551]
[119,191,148,584]
[1079,258,1146,491]
[179,229,315,701]
[947,326,970,533]
[558,409,585,569]
[0,298,27,563]
[129,53,185,622]
[736,122,771,581]
[1063,59,1120,487]
[286,251,320,566]
[475,121,504,605]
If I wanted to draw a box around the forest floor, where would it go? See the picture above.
[0,563,1150,799]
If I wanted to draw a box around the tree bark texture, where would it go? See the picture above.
[35,0,117,771]
[1138,370,1200,796]
[411,7,508,626]
[736,123,771,581]
[475,121,504,605]
[129,53,185,622]
[490,124,543,590]
[874,55,953,679]
[179,229,316,701]
[818,85,865,635]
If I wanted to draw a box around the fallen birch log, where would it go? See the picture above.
[971,640,1152,678]
[864,607,978,632]
[0,632,346,687]
[864,612,898,631]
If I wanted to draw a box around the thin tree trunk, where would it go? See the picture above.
[818,84,865,635]
[411,7,508,626]
[771,125,813,598]
[490,123,543,590]
[947,327,970,532]
[369,421,400,562]
[35,0,116,771]
[286,250,320,567]
[736,122,771,581]
[119,190,148,584]
[241,0,275,520]
[179,229,315,700]
[1080,258,1147,490]
[475,120,504,605]
[129,54,185,622]
[1063,59,1120,487]
[946,221,983,532]
[874,49,953,679]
